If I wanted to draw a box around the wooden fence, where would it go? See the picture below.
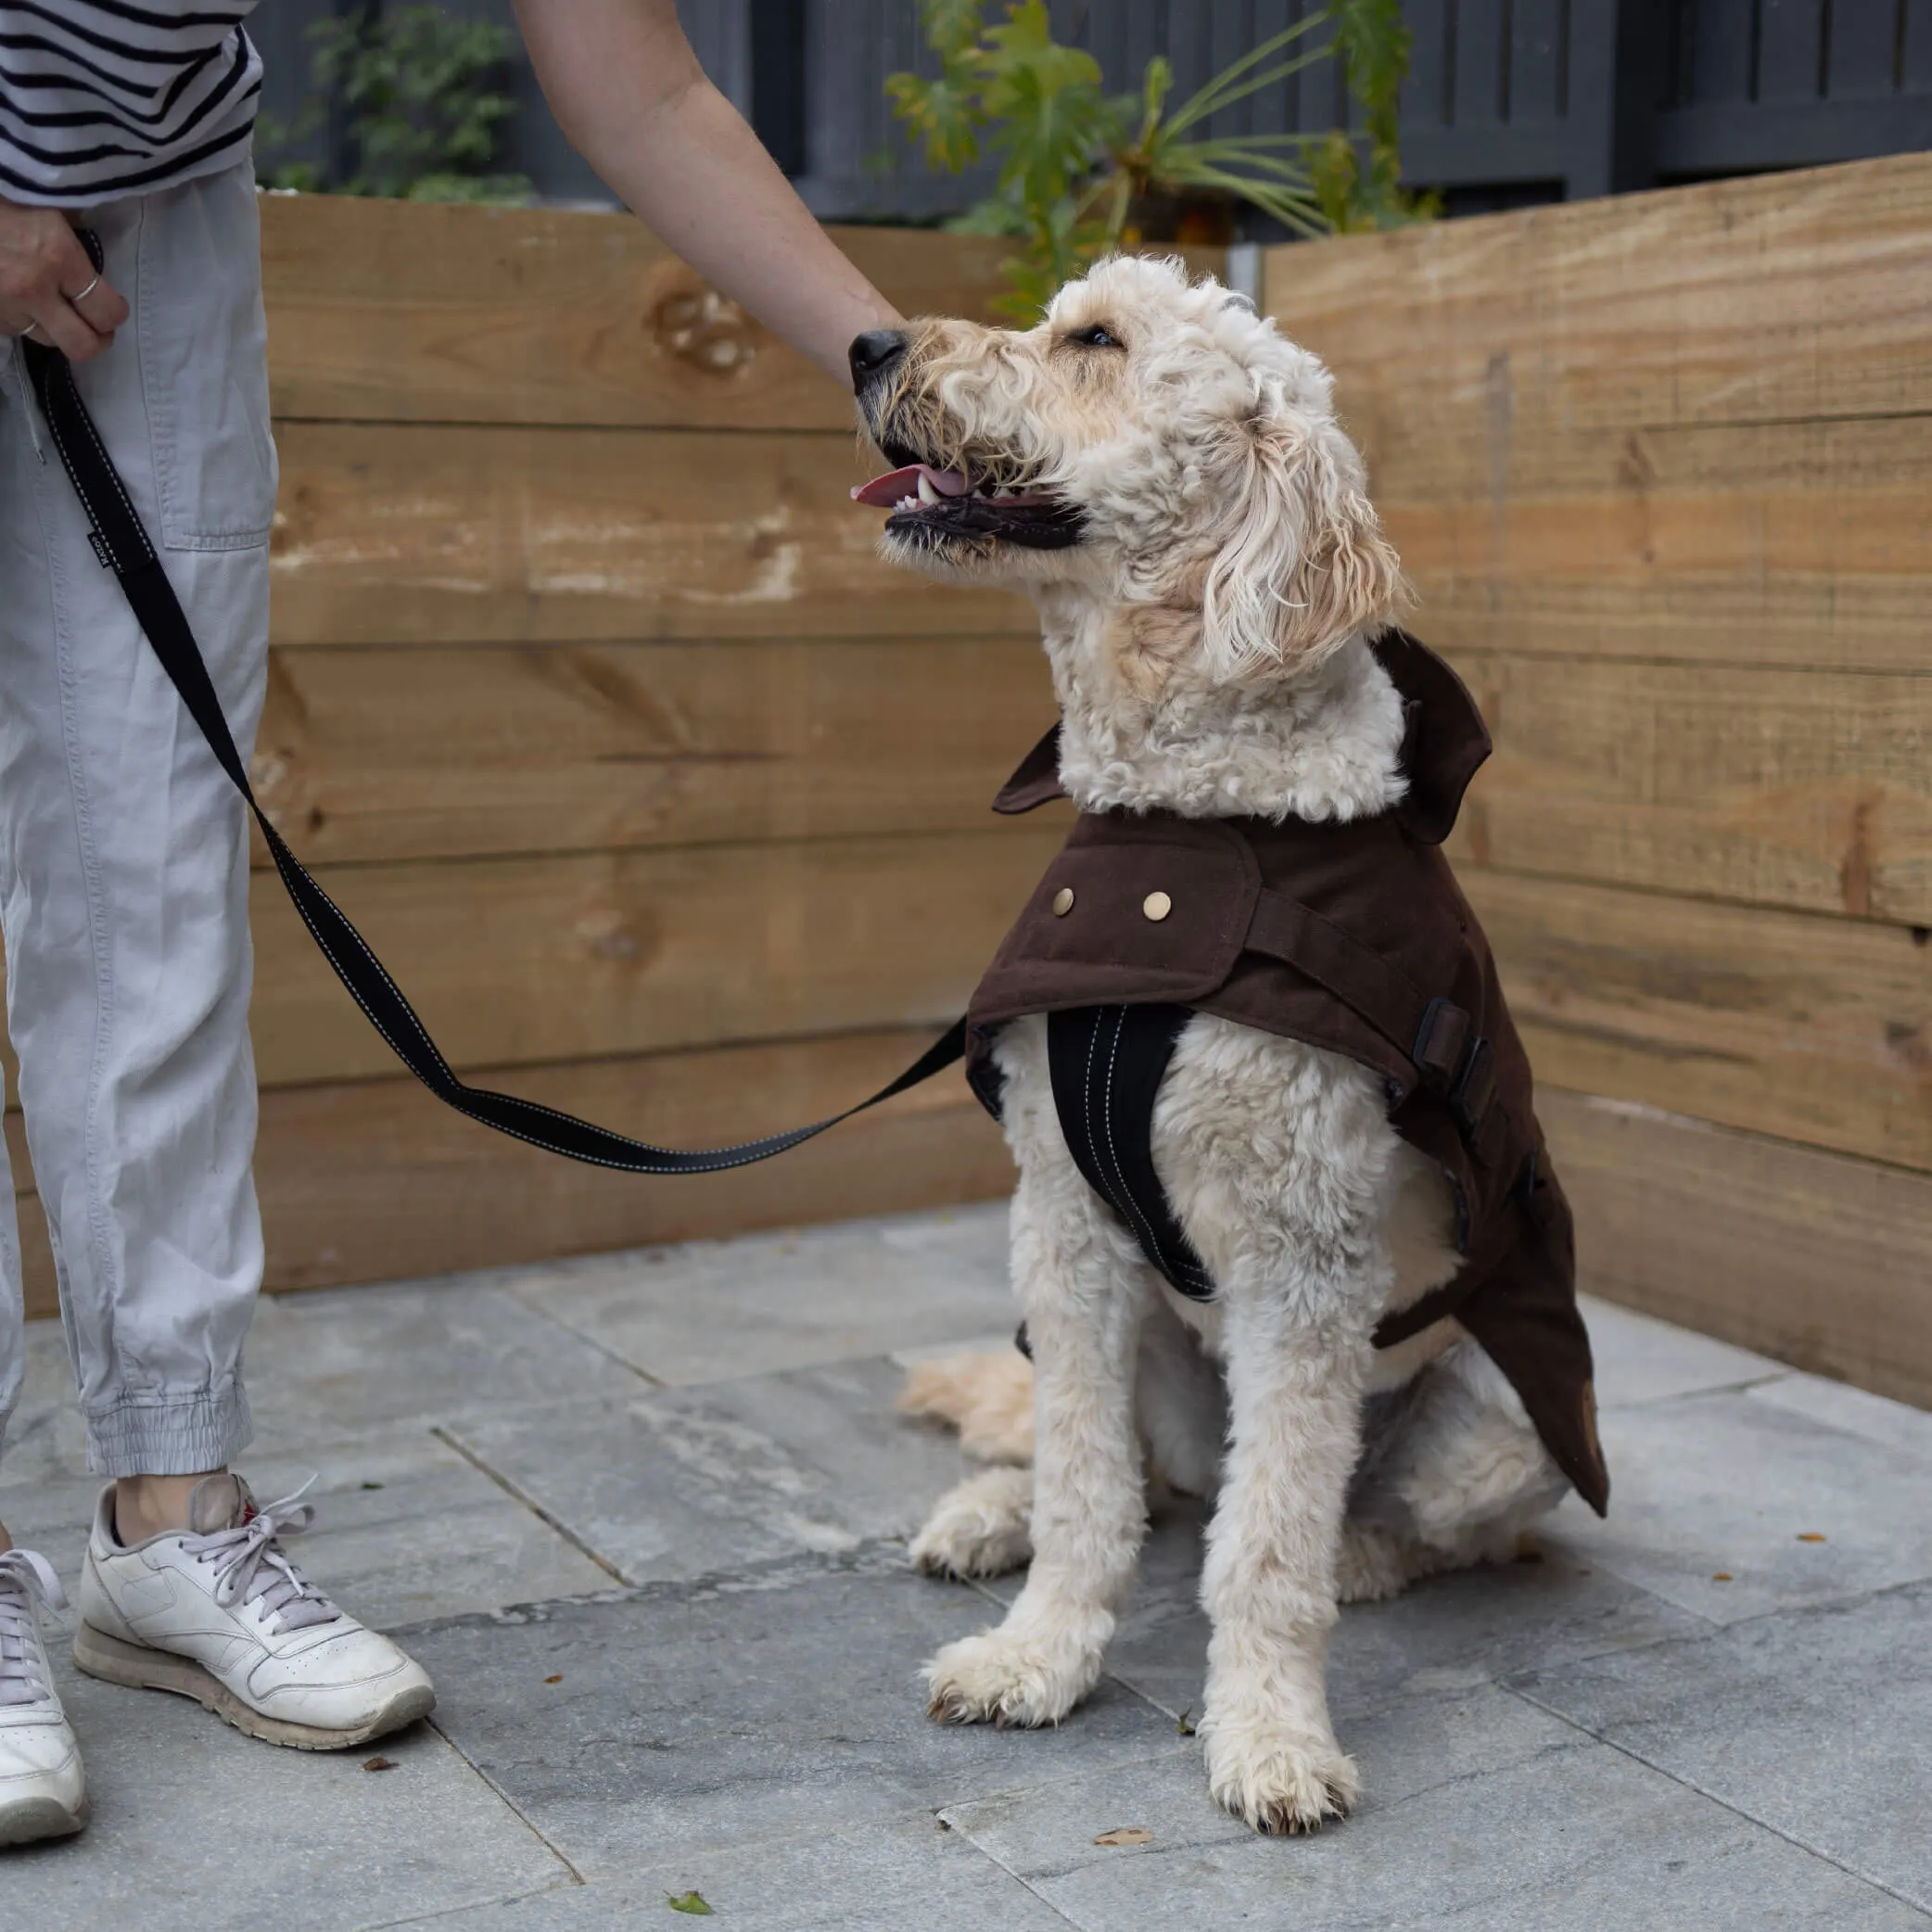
[10,172,1926,1415]
[1265,151,1932,1407]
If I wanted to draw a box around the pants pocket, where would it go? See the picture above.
[137,161,278,553]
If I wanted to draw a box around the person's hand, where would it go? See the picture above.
[0,197,129,362]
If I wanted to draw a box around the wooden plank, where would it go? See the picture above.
[251,637,1060,866]
[1440,651,1932,924]
[16,1192,54,1323]
[15,1030,1013,1312]
[261,194,1224,429]
[1261,150,1932,437]
[269,421,1035,646]
[246,827,1061,1089]
[1465,871,1932,1173]
[1368,380,1932,674]
[261,197,1008,430]
[248,1037,1012,1295]
[1546,1087,1932,1412]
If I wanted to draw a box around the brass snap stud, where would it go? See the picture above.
[1051,886,1074,916]
[1142,890,1172,922]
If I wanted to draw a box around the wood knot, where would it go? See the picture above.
[652,285,756,376]
[575,907,654,966]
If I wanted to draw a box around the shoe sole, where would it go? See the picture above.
[70,1625,436,1752]
[0,1792,88,1846]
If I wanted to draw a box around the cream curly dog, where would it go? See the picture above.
[849,258,1570,1834]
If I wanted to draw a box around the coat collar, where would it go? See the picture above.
[990,631,1491,843]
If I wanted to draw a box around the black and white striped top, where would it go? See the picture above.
[0,1,261,206]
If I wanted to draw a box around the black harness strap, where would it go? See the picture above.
[19,239,963,1177]
[1044,1001,1484,1349]
[1047,1004,1214,1298]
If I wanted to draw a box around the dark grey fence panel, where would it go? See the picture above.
[1641,0,1932,177]
[251,1,1932,219]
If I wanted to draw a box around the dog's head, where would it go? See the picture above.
[851,255,1405,686]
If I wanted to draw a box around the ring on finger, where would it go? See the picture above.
[18,320,44,340]
[68,273,100,305]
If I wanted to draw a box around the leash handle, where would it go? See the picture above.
[19,239,965,1176]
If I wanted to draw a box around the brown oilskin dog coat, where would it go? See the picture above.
[966,631,1608,1516]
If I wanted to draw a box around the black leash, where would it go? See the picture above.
[19,233,964,1176]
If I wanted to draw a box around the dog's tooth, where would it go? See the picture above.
[917,471,941,506]
[896,495,917,511]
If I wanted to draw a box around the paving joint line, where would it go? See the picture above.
[430,1421,630,1584]
[500,1290,667,1390]
[354,1876,583,1932]
[1502,1680,1932,1920]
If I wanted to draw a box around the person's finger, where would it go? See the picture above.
[68,272,129,334]
[21,293,108,362]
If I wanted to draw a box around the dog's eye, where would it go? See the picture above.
[1069,324,1123,350]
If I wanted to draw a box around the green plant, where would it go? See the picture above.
[887,0,1430,318]
[258,4,531,205]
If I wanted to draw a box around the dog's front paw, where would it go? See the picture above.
[1202,1718,1360,1835]
[910,1468,1034,1580]
[923,1628,1099,1728]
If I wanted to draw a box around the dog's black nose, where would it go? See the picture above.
[848,328,909,393]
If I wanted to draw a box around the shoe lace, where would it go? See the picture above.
[183,1481,341,1635]
[0,1548,66,1706]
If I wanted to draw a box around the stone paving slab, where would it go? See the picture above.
[0,1430,612,1629]
[1748,1372,1932,1460]
[1049,1500,1713,1727]
[240,1276,653,1444]
[1512,1581,1932,1913]
[501,1204,1016,1387]
[1577,1294,1787,1407]
[375,1811,1074,1932]
[441,1356,975,1586]
[0,1650,566,1930]
[399,1556,1176,1880]
[939,1684,1926,1932]
[6,1204,1932,1930]
[1554,1387,1932,1625]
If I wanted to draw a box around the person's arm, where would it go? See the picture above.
[0,197,130,361]
[514,0,900,382]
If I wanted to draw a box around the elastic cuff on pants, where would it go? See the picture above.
[83,1384,254,1479]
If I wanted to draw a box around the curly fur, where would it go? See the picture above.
[860,257,1566,1836]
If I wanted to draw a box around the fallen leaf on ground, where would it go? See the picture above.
[544,1673,564,1684]
[361,1481,384,1491]
[1711,1572,1734,1582]
[362,1756,398,1773]
[1797,1532,1827,1543]
[667,1891,714,1915]
[1094,1826,1152,1847]
[1176,1709,1196,1736]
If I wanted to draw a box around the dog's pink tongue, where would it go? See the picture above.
[850,463,968,507]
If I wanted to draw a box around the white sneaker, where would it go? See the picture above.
[0,1548,87,1844]
[73,1474,436,1751]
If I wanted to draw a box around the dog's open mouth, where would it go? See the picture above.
[851,442,1085,551]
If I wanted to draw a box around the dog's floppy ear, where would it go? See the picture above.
[1201,407,1406,680]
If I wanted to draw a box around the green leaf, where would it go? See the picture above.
[666,1892,714,1917]
[920,0,985,60]
[885,71,984,172]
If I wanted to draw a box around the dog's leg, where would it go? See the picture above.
[1196,1296,1366,1833]
[1157,1023,1407,1834]
[923,1023,1154,1728]
[909,1464,1034,1579]
[1341,1340,1568,1599]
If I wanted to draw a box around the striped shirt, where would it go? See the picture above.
[0,1,261,206]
